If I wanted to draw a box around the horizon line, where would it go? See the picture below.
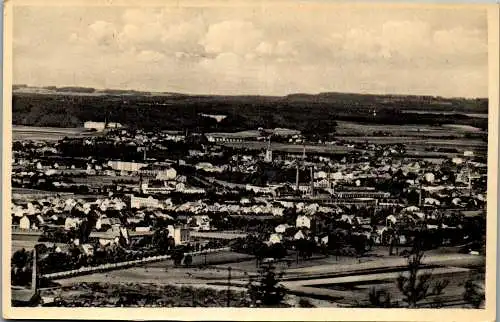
[12,84,489,100]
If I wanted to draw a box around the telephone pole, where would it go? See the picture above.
[226,266,232,307]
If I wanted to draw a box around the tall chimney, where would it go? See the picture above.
[295,163,300,192]
[310,166,314,196]
[418,183,422,207]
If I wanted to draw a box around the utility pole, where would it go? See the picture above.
[418,179,422,207]
[226,266,232,307]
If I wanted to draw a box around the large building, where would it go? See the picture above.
[84,121,122,131]
[108,161,147,172]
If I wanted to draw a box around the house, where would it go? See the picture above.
[340,214,355,225]
[190,215,211,231]
[275,224,290,234]
[294,230,306,240]
[268,233,283,244]
[167,225,191,245]
[64,217,81,230]
[296,215,312,229]
[424,173,436,183]
[386,214,398,227]
[107,160,147,172]
[319,235,329,245]
[156,168,177,181]
[89,228,121,247]
[84,121,122,131]
[80,244,94,256]
[19,216,31,230]
[130,195,161,209]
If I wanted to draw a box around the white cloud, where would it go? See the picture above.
[13,6,488,98]
[200,20,263,55]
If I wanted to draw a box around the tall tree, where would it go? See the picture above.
[396,240,449,308]
[247,264,287,307]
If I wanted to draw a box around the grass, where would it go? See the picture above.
[222,141,354,154]
[42,282,249,307]
[12,125,100,141]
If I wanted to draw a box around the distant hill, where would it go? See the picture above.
[11,85,488,131]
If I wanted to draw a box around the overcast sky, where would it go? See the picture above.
[13,4,488,98]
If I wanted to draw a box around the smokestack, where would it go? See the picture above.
[418,183,422,207]
[296,163,300,192]
[467,161,472,197]
[310,166,314,196]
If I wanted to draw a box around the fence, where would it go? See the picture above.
[41,247,230,280]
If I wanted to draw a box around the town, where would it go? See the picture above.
[11,114,487,308]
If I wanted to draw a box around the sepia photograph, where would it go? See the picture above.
[2,0,498,320]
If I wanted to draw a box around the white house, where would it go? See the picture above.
[156,168,177,181]
[268,233,283,244]
[275,224,290,234]
[19,216,31,230]
[84,121,122,131]
[191,215,211,231]
[64,217,81,230]
[130,195,161,209]
[167,225,190,245]
[294,230,306,240]
[296,215,312,229]
[424,173,436,183]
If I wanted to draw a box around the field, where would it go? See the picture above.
[48,246,484,308]
[12,126,100,141]
[334,121,486,137]
[70,175,140,186]
[222,141,355,154]
[12,187,107,202]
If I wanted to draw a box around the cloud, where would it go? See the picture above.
[88,20,118,46]
[200,20,263,55]
[13,6,488,98]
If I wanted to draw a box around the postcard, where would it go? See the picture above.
[2,0,498,321]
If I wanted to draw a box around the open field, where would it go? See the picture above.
[13,126,100,141]
[284,268,477,308]
[70,175,140,186]
[335,136,485,147]
[401,110,488,119]
[335,121,486,137]
[46,245,484,308]
[12,188,107,201]
[222,141,355,154]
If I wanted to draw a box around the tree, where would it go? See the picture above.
[152,229,170,254]
[368,287,393,308]
[298,298,315,308]
[463,279,485,308]
[268,243,287,260]
[254,243,268,267]
[184,254,193,267]
[351,234,367,257]
[172,250,184,267]
[396,241,449,308]
[247,264,287,307]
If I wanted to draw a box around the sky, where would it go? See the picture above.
[13,4,489,98]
